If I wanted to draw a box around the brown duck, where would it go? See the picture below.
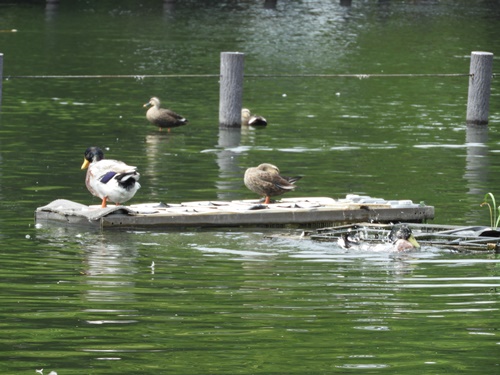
[144,97,188,132]
[244,163,301,204]
[241,108,267,127]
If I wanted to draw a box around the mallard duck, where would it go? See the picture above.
[242,108,267,127]
[144,97,188,132]
[389,225,420,251]
[338,232,361,249]
[244,163,301,204]
[81,147,141,208]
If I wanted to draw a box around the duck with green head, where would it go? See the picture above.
[81,146,141,208]
[389,225,421,251]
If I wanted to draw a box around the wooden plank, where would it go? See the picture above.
[100,206,433,228]
[34,210,102,229]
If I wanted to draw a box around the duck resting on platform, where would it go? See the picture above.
[244,163,301,204]
[241,108,267,127]
[389,225,421,251]
[144,97,188,132]
[81,146,141,208]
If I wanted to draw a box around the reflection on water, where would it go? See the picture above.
[45,0,58,21]
[143,132,174,200]
[83,237,138,303]
[464,125,490,224]
[34,226,140,303]
[216,128,242,201]
[163,0,176,15]
[464,125,489,196]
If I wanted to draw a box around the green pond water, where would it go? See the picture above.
[0,1,500,374]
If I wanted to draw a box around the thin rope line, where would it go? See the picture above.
[3,72,485,79]
[250,73,473,78]
[5,74,218,79]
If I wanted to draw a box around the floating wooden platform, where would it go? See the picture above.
[35,195,434,230]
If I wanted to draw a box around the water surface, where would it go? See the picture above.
[0,1,499,374]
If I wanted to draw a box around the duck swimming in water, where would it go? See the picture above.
[244,163,301,204]
[241,108,267,127]
[389,225,420,251]
[338,232,361,249]
[144,97,188,132]
[81,147,141,208]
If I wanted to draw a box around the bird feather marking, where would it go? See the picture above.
[99,171,117,184]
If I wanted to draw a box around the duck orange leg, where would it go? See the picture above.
[101,197,108,208]
[264,196,271,204]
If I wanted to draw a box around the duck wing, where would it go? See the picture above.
[92,160,139,183]
[274,175,300,190]
[99,170,140,190]
[259,171,299,194]
[282,175,302,185]
[152,108,188,127]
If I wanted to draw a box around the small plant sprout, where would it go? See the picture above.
[480,192,500,229]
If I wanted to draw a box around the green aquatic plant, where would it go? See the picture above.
[480,192,500,229]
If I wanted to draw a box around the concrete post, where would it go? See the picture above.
[219,52,244,128]
[466,51,493,126]
[0,53,3,109]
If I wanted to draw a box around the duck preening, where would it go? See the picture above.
[241,108,267,127]
[144,97,188,132]
[389,225,420,251]
[244,163,301,204]
[81,147,141,208]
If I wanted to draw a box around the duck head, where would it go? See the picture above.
[81,146,104,169]
[144,97,161,108]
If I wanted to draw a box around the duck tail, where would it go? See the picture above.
[285,176,302,184]
[116,172,140,191]
[275,183,297,190]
